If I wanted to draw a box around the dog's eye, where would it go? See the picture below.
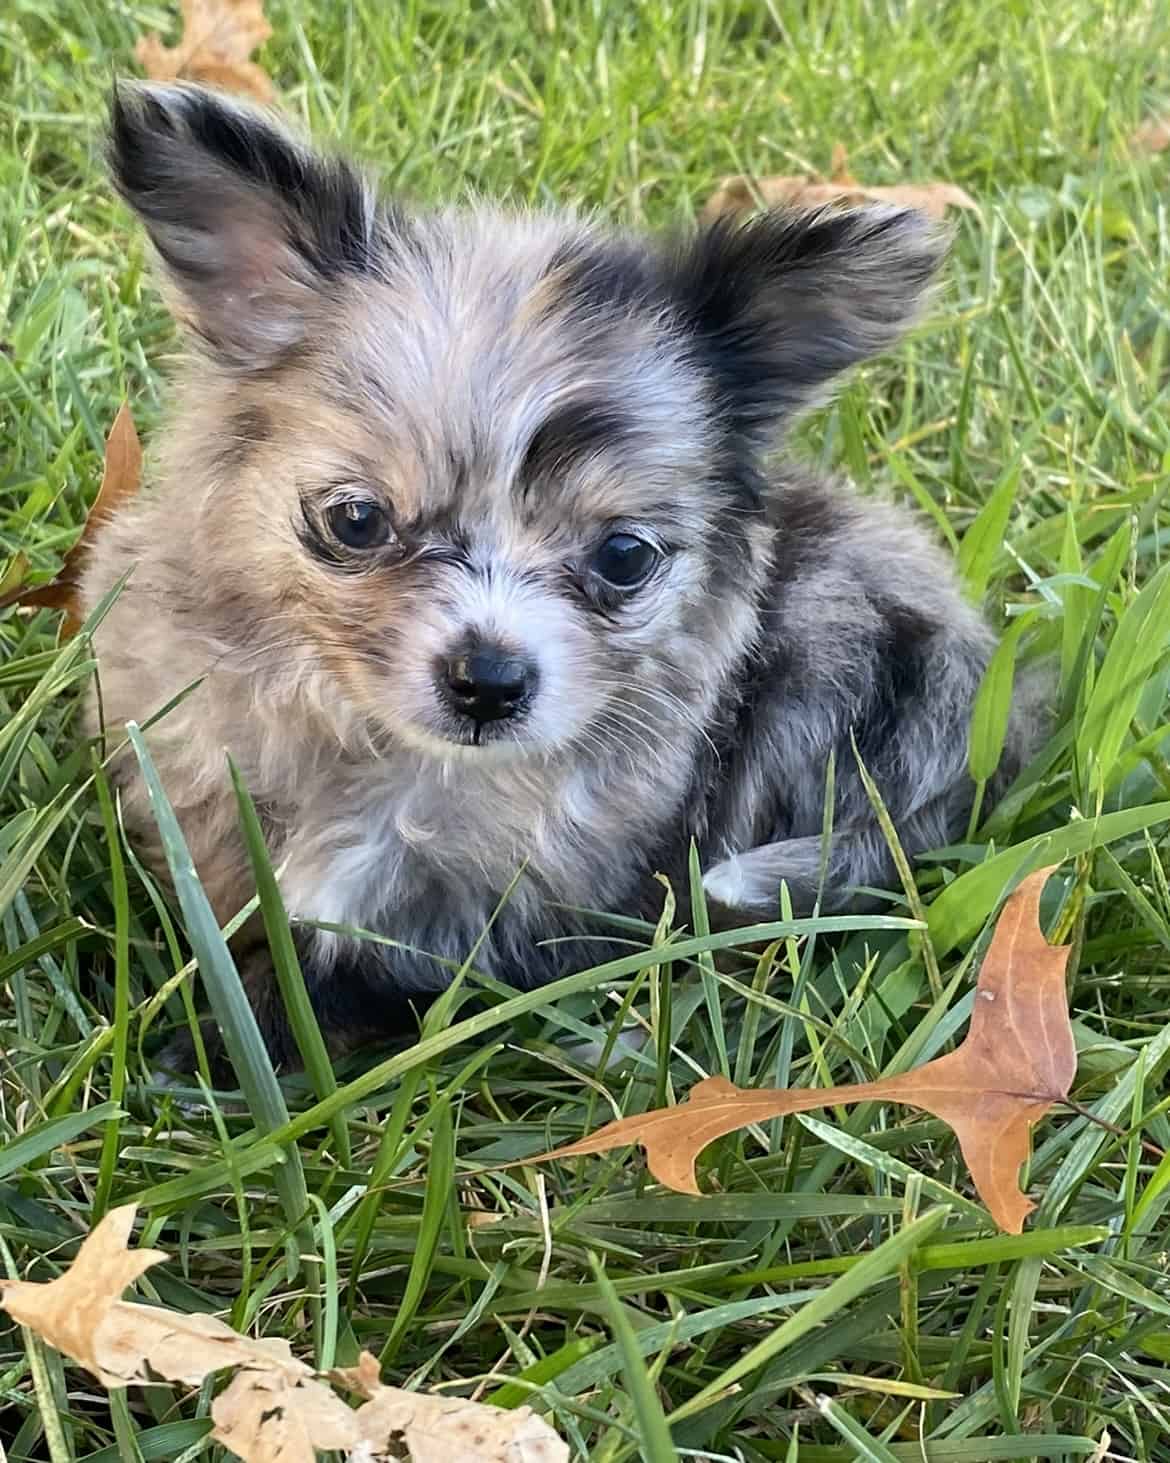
[591,533,659,589]
[328,500,391,550]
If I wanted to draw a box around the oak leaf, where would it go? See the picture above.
[701,166,978,224]
[0,1206,568,1463]
[135,0,274,103]
[0,403,142,638]
[528,867,1074,1233]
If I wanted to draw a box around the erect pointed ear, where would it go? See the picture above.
[109,82,377,367]
[669,207,948,444]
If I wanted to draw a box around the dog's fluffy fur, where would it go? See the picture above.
[83,84,1042,1068]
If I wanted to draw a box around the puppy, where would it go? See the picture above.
[82,84,1041,1071]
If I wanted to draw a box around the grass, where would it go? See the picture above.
[3,0,1170,1458]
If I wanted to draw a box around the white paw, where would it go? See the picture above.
[702,855,747,910]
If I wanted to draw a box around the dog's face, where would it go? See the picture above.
[110,85,945,766]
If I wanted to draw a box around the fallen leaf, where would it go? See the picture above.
[135,0,274,102]
[98,1305,301,1389]
[0,404,142,638]
[212,1367,362,1463]
[333,1352,569,1463]
[0,1206,168,1383]
[701,171,978,224]
[1130,116,1170,155]
[528,867,1074,1233]
[1,1208,569,1463]
[0,1205,299,1389]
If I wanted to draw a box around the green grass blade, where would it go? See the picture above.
[379,1097,456,1367]
[91,757,129,1221]
[229,758,351,1168]
[689,839,729,1076]
[591,1254,678,1462]
[814,1393,904,1463]
[760,1439,1098,1462]
[968,616,1029,787]
[927,803,1170,956]
[0,1103,123,1183]
[667,1208,950,1423]
[125,725,315,1284]
[1075,559,1170,791]
[957,463,1018,601]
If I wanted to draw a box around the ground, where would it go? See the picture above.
[2,1,1170,1460]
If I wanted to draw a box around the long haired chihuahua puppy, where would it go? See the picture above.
[84,84,1039,1071]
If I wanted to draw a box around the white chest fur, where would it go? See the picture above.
[275,749,607,943]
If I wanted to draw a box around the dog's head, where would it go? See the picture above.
[109,84,946,765]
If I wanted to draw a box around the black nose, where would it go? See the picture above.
[443,649,535,723]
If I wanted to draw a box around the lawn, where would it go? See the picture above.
[3,0,1170,1459]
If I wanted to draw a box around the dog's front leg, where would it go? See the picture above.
[702,793,959,919]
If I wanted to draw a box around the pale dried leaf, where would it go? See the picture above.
[135,0,274,102]
[0,551,29,599]
[529,867,1073,1232]
[701,172,978,224]
[96,1302,302,1388]
[828,141,855,184]
[0,1206,167,1382]
[0,1206,304,1390]
[212,1368,362,1463]
[3,1215,570,1463]
[330,1349,384,1400]
[334,1351,570,1463]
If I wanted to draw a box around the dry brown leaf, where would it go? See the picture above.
[0,404,142,638]
[701,170,978,224]
[1,1209,568,1463]
[135,0,274,102]
[529,867,1074,1233]
[1130,116,1170,155]
[333,1352,569,1463]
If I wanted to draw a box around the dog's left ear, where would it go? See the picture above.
[109,82,377,367]
[670,206,948,445]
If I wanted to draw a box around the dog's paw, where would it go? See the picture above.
[701,853,752,912]
[703,837,827,919]
[148,1024,241,1112]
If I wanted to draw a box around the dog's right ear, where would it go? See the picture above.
[669,206,948,448]
[109,83,376,367]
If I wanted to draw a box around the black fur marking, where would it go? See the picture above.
[666,208,944,443]
[214,405,272,473]
[848,600,935,785]
[769,477,842,580]
[109,83,374,281]
[547,237,660,320]
[517,401,633,489]
[697,497,761,612]
[279,903,629,1057]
